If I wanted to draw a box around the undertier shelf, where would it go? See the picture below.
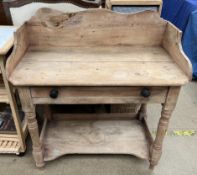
[42,118,151,161]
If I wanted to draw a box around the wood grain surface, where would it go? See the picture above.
[9,46,188,86]
[43,119,150,161]
[6,9,191,86]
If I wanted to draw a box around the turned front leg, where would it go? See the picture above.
[18,88,45,167]
[150,87,181,169]
[27,112,45,167]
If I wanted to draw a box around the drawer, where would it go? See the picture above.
[30,86,168,104]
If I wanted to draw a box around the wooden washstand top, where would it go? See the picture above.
[6,8,192,86]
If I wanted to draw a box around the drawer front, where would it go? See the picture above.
[30,86,168,104]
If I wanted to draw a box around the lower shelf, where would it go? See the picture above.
[42,118,151,161]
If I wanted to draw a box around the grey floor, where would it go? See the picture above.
[0,82,196,175]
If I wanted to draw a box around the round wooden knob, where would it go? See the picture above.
[141,88,151,98]
[49,89,58,99]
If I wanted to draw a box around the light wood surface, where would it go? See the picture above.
[163,23,192,80]
[18,87,44,167]
[27,9,166,47]
[30,86,168,104]
[6,25,29,80]
[6,9,167,77]
[42,119,150,161]
[6,9,191,86]
[7,9,191,168]
[150,86,181,169]
[9,46,188,86]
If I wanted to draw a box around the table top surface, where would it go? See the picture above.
[0,26,16,55]
[9,46,189,86]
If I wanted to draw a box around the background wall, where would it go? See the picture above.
[0,1,8,25]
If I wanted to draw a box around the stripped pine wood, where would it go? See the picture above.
[10,60,188,86]
[27,9,166,47]
[104,0,162,115]
[25,46,174,62]
[162,23,192,80]
[6,9,191,86]
[150,86,181,169]
[18,87,45,167]
[6,25,29,78]
[6,9,192,168]
[30,86,168,104]
[31,87,167,98]
[6,9,168,78]
[42,119,151,161]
